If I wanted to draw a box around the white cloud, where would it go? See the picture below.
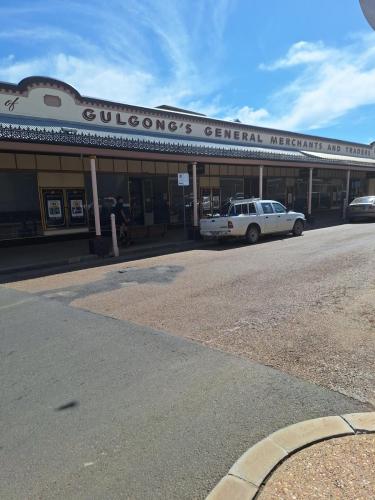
[259,41,335,70]
[225,33,375,133]
[224,106,270,124]
[2,1,374,137]
[0,0,232,108]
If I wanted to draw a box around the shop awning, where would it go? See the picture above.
[1,115,375,170]
[301,150,375,165]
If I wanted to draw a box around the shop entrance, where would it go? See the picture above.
[129,177,154,226]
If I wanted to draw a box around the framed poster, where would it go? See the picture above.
[47,199,62,218]
[42,189,66,228]
[66,189,87,226]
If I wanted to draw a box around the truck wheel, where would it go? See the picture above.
[246,225,260,244]
[292,219,304,236]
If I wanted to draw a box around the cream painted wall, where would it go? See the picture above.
[1,82,375,160]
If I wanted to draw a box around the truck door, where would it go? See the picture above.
[272,202,291,231]
[259,201,276,233]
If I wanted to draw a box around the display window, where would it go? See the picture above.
[40,188,87,230]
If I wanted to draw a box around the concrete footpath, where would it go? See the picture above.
[0,232,210,280]
[0,212,345,278]
[208,413,375,499]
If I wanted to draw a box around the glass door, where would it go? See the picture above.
[129,178,144,225]
[143,179,154,226]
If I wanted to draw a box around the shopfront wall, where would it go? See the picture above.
[0,150,373,241]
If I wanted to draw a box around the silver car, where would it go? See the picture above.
[347,196,375,221]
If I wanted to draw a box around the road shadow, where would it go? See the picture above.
[37,265,185,304]
[55,400,79,411]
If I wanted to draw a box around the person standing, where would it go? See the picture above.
[113,196,130,246]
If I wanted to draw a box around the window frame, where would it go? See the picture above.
[272,202,287,214]
[260,202,275,214]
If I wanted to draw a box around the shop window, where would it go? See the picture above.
[153,176,169,224]
[265,177,286,204]
[85,173,128,229]
[0,172,41,239]
[169,177,193,225]
[220,178,244,203]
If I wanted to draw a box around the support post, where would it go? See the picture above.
[259,165,263,199]
[344,169,351,219]
[90,156,101,236]
[308,167,313,216]
[182,184,186,236]
[193,161,198,227]
[110,213,119,257]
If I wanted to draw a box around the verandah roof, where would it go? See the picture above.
[0,115,374,170]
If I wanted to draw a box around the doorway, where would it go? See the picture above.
[129,177,154,226]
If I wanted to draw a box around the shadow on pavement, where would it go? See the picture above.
[0,215,361,283]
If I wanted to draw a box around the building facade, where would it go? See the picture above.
[0,76,374,242]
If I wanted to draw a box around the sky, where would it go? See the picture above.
[0,0,375,143]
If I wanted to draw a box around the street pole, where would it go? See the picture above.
[192,161,198,228]
[259,165,263,199]
[308,167,313,217]
[182,184,186,237]
[344,169,351,219]
[90,156,101,237]
[110,213,119,257]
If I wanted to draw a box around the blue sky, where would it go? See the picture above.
[1,0,375,143]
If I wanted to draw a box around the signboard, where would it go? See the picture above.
[0,78,374,159]
[178,173,189,186]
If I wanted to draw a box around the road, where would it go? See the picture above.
[1,222,374,499]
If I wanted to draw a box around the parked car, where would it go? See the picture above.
[200,198,306,244]
[347,196,375,222]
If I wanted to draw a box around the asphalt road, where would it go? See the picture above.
[0,283,370,500]
[3,222,375,498]
[9,222,374,404]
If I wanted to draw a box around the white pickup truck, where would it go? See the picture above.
[200,198,306,244]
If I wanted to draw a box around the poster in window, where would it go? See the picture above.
[70,199,84,218]
[47,199,62,218]
[66,189,87,226]
[42,189,66,228]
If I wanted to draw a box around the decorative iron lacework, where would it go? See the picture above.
[0,122,374,168]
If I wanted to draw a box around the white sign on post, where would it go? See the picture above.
[178,173,189,186]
